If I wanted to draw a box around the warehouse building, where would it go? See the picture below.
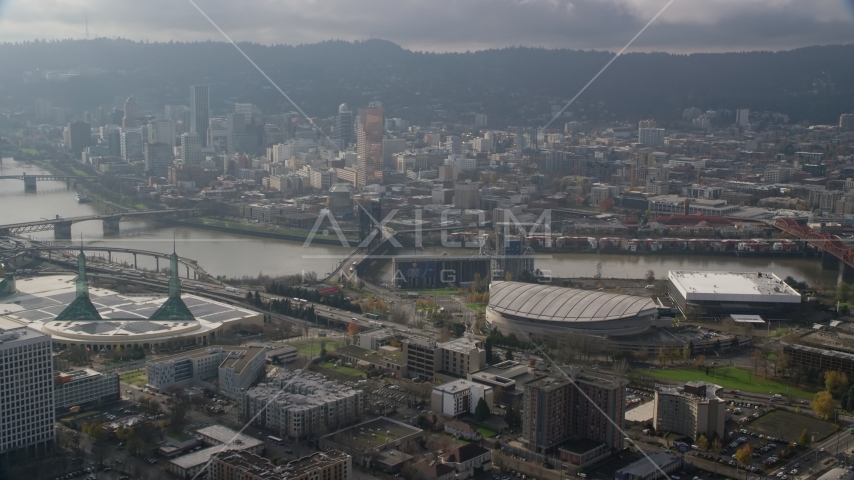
[667,271,801,319]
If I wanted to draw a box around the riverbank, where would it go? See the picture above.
[161,218,359,246]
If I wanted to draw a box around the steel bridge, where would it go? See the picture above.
[775,218,854,281]
[0,209,203,238]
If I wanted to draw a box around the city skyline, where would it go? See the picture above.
[0,0,852,53]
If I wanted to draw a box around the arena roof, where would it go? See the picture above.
[488,281,657,323]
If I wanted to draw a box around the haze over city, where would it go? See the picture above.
[2,2,854,480]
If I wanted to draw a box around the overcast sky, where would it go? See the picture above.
[0,0,852,53]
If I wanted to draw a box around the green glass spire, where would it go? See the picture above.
[56,250,102,320]
[169,251,180,298]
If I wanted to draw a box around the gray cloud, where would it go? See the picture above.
[0,0,851,52]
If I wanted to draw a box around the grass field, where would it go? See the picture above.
[119,370,148,387]
[637,367,815,399]
[319,361,366,378]
[466,303,487,313]
[749,410,836,442]
[288,339,343,356]
[478,428,496,438]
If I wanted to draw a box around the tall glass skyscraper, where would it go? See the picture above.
[356,101,383,187]
[335,103,354,148]
[190,85,210,147]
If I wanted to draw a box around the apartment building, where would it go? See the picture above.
[245,372,362,439]
[653,382,725,439]
[522,369,626,457]
[431,379,493,418]
[0,320,55,458]
[211,450,352,480]
[402,336,441,381]
[439,337,486,377]
[53,369,120,416]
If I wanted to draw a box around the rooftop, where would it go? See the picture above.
[488,281,657,323]
[0,318,47,344]
[170,445,229,469]
[433,378,488,394]
[0,275,259,343]
[219,346,266,373]
[196,425,264,450]
[439,336,484,354]
[322,416,423,451]
[668,271,801,301]
[616,453,681,478]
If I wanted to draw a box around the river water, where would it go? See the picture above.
[0,158,839,287]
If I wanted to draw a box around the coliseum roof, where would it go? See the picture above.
[488,281,656,323]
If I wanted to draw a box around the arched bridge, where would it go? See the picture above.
[0,209,204,238]
[0,173,98,190]
[4,244,216,282]
[775,218,854,281]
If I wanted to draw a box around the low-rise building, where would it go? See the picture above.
[146,345,266,399]
[442,443,492,480]
[211,450,352,480]
[53,368,120,417]
[431,379,493,418]
[653,382,725,439]
[320,417,425,468]
[614,452,682,480]
[444,420,482,441]
[167,425,264,479]
[266,345,298,364]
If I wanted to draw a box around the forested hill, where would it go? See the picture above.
[0,38,852,126]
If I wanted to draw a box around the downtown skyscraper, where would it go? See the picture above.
[356,101,383,187]
[190,85,210,147]
[335,103,354,148]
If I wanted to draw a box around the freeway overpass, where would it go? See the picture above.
[0,208,204,238]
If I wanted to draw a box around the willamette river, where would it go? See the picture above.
[0,158,840,287]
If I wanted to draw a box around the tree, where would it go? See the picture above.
[798,428,811,448]
[735,444,753,467]
[838,282,850,303]
[811,391,837,420]
[645,270,656,283]
[474,397,491,422]
[696,434,709,452]
[505,349,514,361]
[347,322,360,336]
[711,438,723,454]
[693,354,706,369]
[681,343,691,362]
[658,348,667,366]
[504,405,520,429]
[598,198,615,211]
[825,371,849,398]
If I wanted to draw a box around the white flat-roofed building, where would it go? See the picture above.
[668,271,801,318]
[195,425,264,454]
[0,319,55,457]
[53,368,120,416]
[431,379,493,418]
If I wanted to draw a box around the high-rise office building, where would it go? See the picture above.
[454,182,481,210]
[180,132,203,167]
[190,85,210,147]
[120,128,143,162]
[226,113,244,154]
[335,103,354,147]
[122,96,137,128]
[144,141,174,178]
[638,119,657,129]
[68,121,91,155]
[148,118,175,146]
[840,113,854,130]
[0,319,56,457]
[638,128,665,147]
[234,103,253,125]
[356,102,384,187]
[736,108,750,127]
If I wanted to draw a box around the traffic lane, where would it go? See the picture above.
[777,429,852,476]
